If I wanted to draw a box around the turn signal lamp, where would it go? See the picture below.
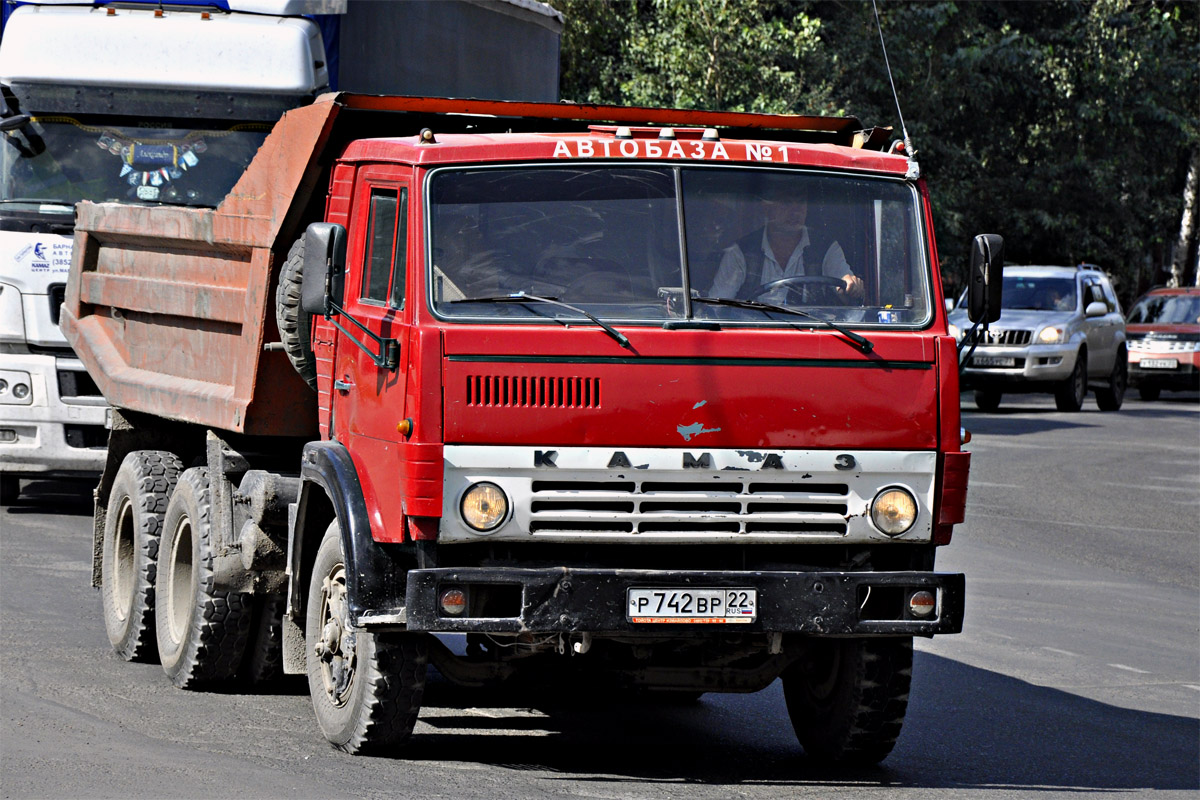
[909,590,936,618]
[461,482,507,532]
[439,588,467,616]
[871,487,917,535]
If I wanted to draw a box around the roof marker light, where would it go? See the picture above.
[614,126,633,139]
[659,128,677,140]
[701,128,720,141]
[419,128,437,144]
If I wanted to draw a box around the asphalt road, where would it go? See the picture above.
[1,391,1197,800]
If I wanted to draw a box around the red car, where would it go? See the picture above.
[1126,286,1200,400]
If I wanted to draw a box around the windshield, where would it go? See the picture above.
[428,165,932,326]
[1127,294,1200,325]
[1,115,271,207]
[1000,275,1076,311]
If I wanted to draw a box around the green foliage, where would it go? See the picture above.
[550,0,1200,300]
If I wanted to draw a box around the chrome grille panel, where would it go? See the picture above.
[440,446,938,545]
[964,328,1032,346]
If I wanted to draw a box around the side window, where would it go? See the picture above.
[360,187,409,306]
[1101,280,1119,313]
[362,189,397,303]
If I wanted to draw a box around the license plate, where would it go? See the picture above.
[1139,358,1179,369]
[972,356,1016,367]
[627,588,757,623]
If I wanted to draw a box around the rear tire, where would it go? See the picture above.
[973,389,1002,412]
[155,468,252,688]
[275,236,318,391]
[1138,384,1161,401]
[1095,351,1127,411]
[782,638,913,765]
[101,451,182,661]
[1055,350,1087,412]
[307,521,427,754]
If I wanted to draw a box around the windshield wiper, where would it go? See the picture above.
[450,291,633,351]
[692,296,874,353]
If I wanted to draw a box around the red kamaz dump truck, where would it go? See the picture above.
[61,93,1003,763]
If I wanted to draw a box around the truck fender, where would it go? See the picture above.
[286,442,414,655]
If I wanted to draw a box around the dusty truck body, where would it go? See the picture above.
[62,93,1000,763]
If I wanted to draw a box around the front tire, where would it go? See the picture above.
[155,468,252,688]
[1055,350,1087,412]
[973,389,1002,412]
[306,521,427,754]
[1095,350,1127,411]
[101,450,182,661]
[782,638,913,765]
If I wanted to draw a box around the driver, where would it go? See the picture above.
[708,182,864,304]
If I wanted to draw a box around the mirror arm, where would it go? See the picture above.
[324,302,399,370]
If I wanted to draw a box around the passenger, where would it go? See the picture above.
[708,183,864,304]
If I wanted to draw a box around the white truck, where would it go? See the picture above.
[0,0,562,503]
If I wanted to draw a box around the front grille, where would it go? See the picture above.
[57,369,102,399]
[48,284,65,326]
[964,328,1032,346]
[528,478,849,536]
[466,374,600,409]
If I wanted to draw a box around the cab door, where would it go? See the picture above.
[330,166,413,537]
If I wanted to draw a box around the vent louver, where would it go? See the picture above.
[466,375,601,409]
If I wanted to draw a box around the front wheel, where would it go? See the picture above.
[1055,350,1087,412]
[973,389,1002,412]
[306,521,427,754]
[1095,351,1127,411]
[782,638,913,765]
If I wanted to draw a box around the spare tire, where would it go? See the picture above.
[275,237,317,391]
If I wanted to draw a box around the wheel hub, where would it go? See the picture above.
[315,567,357,706]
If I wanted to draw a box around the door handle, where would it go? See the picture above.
[334,378,354,392]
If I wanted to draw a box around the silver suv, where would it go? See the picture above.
[948,265,1127,411]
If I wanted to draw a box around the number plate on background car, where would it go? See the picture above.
[627,588,757,623]
[1139,358,1179,369]
[972,356,1016,367]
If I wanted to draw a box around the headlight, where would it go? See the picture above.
[460,482,508,532]
[948,323,961,340]
[871,487,918,536]
[1037,326,1064,344]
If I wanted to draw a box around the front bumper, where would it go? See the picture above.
[0,353,108,476]
[402,567,964,637]
[1128,354,1199,391]
[960,341,1078,387]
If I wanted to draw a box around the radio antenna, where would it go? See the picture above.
[871,0,915,159]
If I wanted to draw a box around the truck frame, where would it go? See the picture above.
[62,93,1002,764]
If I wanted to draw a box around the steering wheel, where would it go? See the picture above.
[746,275,847,305]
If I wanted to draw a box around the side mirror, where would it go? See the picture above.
[301,222,347,316]
[0,113,31,132]
[1084,301,1108,318]
[968,233,1004,324]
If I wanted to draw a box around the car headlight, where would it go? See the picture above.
[871,487,918,536]
[460,482,508,532]
[1037,326,1065,344]
[948,323,961,340]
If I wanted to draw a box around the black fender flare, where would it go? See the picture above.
[289,441,412,625]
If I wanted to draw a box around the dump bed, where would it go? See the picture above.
[60,93,871,436]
